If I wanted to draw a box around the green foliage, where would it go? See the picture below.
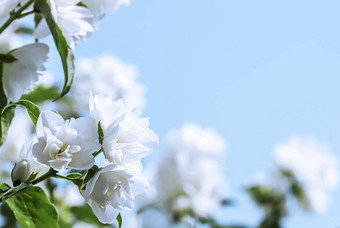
[83,165,99,187]
[199,217,248,228]
[98,122,104,144]
[0,106,14,146]
[6,186,59,228]
[0,54,17,63]
[70,204,107,227]
[65,173,84,187]
[0,202,17,228]
[247,185,287,228]
[15,26,34,35]
[2,100,41,126]
[34,0,75,99]
[22,86,60,103]
[0,183,10,192]
[279,168,309,208]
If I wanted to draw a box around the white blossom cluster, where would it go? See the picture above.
[274,136,339,213]
[0,0,159,226]
[153,124,227,217]
[71,54,146,114]
[7,93,158,224]
[0,0,131,103]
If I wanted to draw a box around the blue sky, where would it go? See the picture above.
[68,0,340,227]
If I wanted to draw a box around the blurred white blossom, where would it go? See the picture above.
[34,0,94,50]
[0,107,33,164]
[83,163,149,224]
[2,43,49,102]
[73,54,146,114]
[32,110,101,171]
[82,0,130,19]
[274,136,339,213]
[89,93,158,171]
[154,124,228,217]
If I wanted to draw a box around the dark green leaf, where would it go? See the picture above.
[1,202,17,228]
[70,205,100,225]
[116,213,122,228]
[0,62,7,111]
[25,172,38,183]
[34,0,75,99]
[291,181,309,208]
[15,26,34,35]
[2,100,40,126]
[0,54,18,63]
[221,198,234,206]
[98,122,104,144]
[6,186,59,228]
[83,165,99,186]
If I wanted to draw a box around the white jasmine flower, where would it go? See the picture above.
[154,124,227,217]
[72,54,146,115]
[89,93,158,171]
[34,0,94,50]
[0,0,21,18]
[1,43,49,102]
[32,110,101,171]
[274,136,339,213]
[82,0,130,19]
[83,163,148,224]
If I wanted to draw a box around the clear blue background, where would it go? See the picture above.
[70,1,340,227]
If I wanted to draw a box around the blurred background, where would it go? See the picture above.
[3,0,340,227]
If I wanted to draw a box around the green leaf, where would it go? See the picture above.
[0,183,10,192]
[0,105,14,146]
[1,202,17,228]
[66,173,83,180]
[116,213,122,228]
[22,86,60,103]
[65,173,83,187]
[15,26,34,35]
[70,204,100,225]
[2,100,40,127]
[0,62,8,112]
[6,186,59,228]
[34,0,75,99]
[83,165,99,186]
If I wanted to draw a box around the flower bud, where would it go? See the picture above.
[11,159,30,187]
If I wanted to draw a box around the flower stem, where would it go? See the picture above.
[31,168,57,185]
[0,0,35,34]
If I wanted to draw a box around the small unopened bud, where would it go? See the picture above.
[11,160,30,187]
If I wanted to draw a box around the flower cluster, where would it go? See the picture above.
[71,54,146,114]
[153,124,227,218]
[0,0,158,226]
[274,136,339,213]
